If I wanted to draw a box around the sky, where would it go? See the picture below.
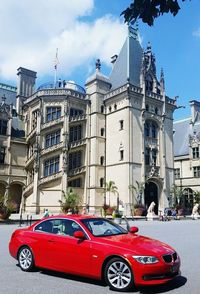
[0,0,200,120]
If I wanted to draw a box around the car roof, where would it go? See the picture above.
[30,214,103,229]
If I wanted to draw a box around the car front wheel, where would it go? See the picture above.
[104,257,134,291]
[18,246,34,272]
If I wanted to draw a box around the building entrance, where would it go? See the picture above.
[144,182,158,214]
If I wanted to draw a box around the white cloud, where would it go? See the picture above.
[193,28,200,38]
[0,0,127,84]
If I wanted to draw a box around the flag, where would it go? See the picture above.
[54,48,59,70]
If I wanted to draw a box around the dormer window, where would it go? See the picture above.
[192,147,199,159]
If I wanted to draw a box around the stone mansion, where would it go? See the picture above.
[0,26,177,216]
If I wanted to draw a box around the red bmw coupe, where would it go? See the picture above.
[9,215,180,291]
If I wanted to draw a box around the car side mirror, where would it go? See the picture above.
[73,230,85,239]
[129,226,139,234]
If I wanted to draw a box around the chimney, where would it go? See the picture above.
[16,67,37,114]
[190,100,200,124]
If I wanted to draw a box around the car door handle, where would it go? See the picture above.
[48,239,55,243]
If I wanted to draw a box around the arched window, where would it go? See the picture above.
[146,104,149,111]
[145,121,158,139]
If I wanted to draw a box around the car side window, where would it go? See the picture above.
[35,220,54,233]
[35,219,85,237]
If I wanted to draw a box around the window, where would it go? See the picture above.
[70,108,83,117]
[152,123,157,138]
[45,130,60,148]
[32,110,38,129]
[44,156,59,177]
[155,107,158,115]
[174,168,180,179]
[152,149,157,165]
[0,120,7,135]
[68,178,82,187]
[120,150,124,161]
[146,104,149,111]
[69,125,82,142]
[100,178,104,187]
[100,156,104,165]
[145,77,153,92]
[145,148,150,165]
[193,166,200,178]
[145,121,158,139]
[101,105,104,113]
[119,120,124,130]
[0,147,6,164]
[46,107,61,122]
[35,219,84,236]
[192,147,199,159]
[100,128,104,136]
[109,106,112,112]
[145,122,150,137]
[114,104,117,110]
[69,151,82,170]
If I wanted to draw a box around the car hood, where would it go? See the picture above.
[97,233,175,256]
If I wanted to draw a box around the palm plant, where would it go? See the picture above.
[194,190,200,204]
[105,180,118,208]
[0,194,14,220]
[59,188,81,214]
[170,184,184,208]
[129,181,146,206]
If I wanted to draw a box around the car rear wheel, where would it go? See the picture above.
[104,257,134,292]
[18,246,34,272]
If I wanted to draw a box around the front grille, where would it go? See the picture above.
[173,252,177,261]
[162,252,177,263]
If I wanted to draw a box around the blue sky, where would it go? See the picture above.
[0,0,200,120]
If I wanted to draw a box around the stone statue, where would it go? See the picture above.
[147,201,156,215]
[192,203,199,219]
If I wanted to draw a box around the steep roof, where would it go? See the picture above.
[173,118,200,157]
[109,27,143,90]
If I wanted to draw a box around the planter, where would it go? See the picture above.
[134,208,145,216]
[0,211,11,221]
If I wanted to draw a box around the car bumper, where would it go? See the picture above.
[131,259,181,286]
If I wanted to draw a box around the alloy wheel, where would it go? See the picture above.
[18,247,34,271]
[105,258,133,291]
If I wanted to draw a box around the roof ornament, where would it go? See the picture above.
[128,21,139,40]
[2,94,6,104]
[95,59,101,71]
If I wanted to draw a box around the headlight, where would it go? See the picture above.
[132,255,159,264]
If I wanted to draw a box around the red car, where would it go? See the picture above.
[9,215,180,291]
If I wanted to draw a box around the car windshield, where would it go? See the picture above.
[81,218,128,237]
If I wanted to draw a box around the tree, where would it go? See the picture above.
[121,0,190,26]
[59,188,81,214]
[170,184,183,207]
[105,180,118,207]
[129,180,146,205]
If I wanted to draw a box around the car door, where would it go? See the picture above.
[31,219,55,268]
[44,219,95,276]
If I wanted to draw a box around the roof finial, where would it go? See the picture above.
[2,94,6,104]
[95,59,101,71]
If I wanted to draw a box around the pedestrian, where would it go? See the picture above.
[43,208,49,218]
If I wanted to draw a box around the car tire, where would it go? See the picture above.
[18,246,35,272]
[104,257,134,292]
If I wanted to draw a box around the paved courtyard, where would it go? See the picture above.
[0,219,199,294]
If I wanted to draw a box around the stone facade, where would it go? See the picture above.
[174,100,200,214]
[0,25,176,216]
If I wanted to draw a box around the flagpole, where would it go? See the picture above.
[54,48,59,88]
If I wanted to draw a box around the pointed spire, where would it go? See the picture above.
[128,21,139,40]
[146,42,152,53]
[160,68,165,89]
